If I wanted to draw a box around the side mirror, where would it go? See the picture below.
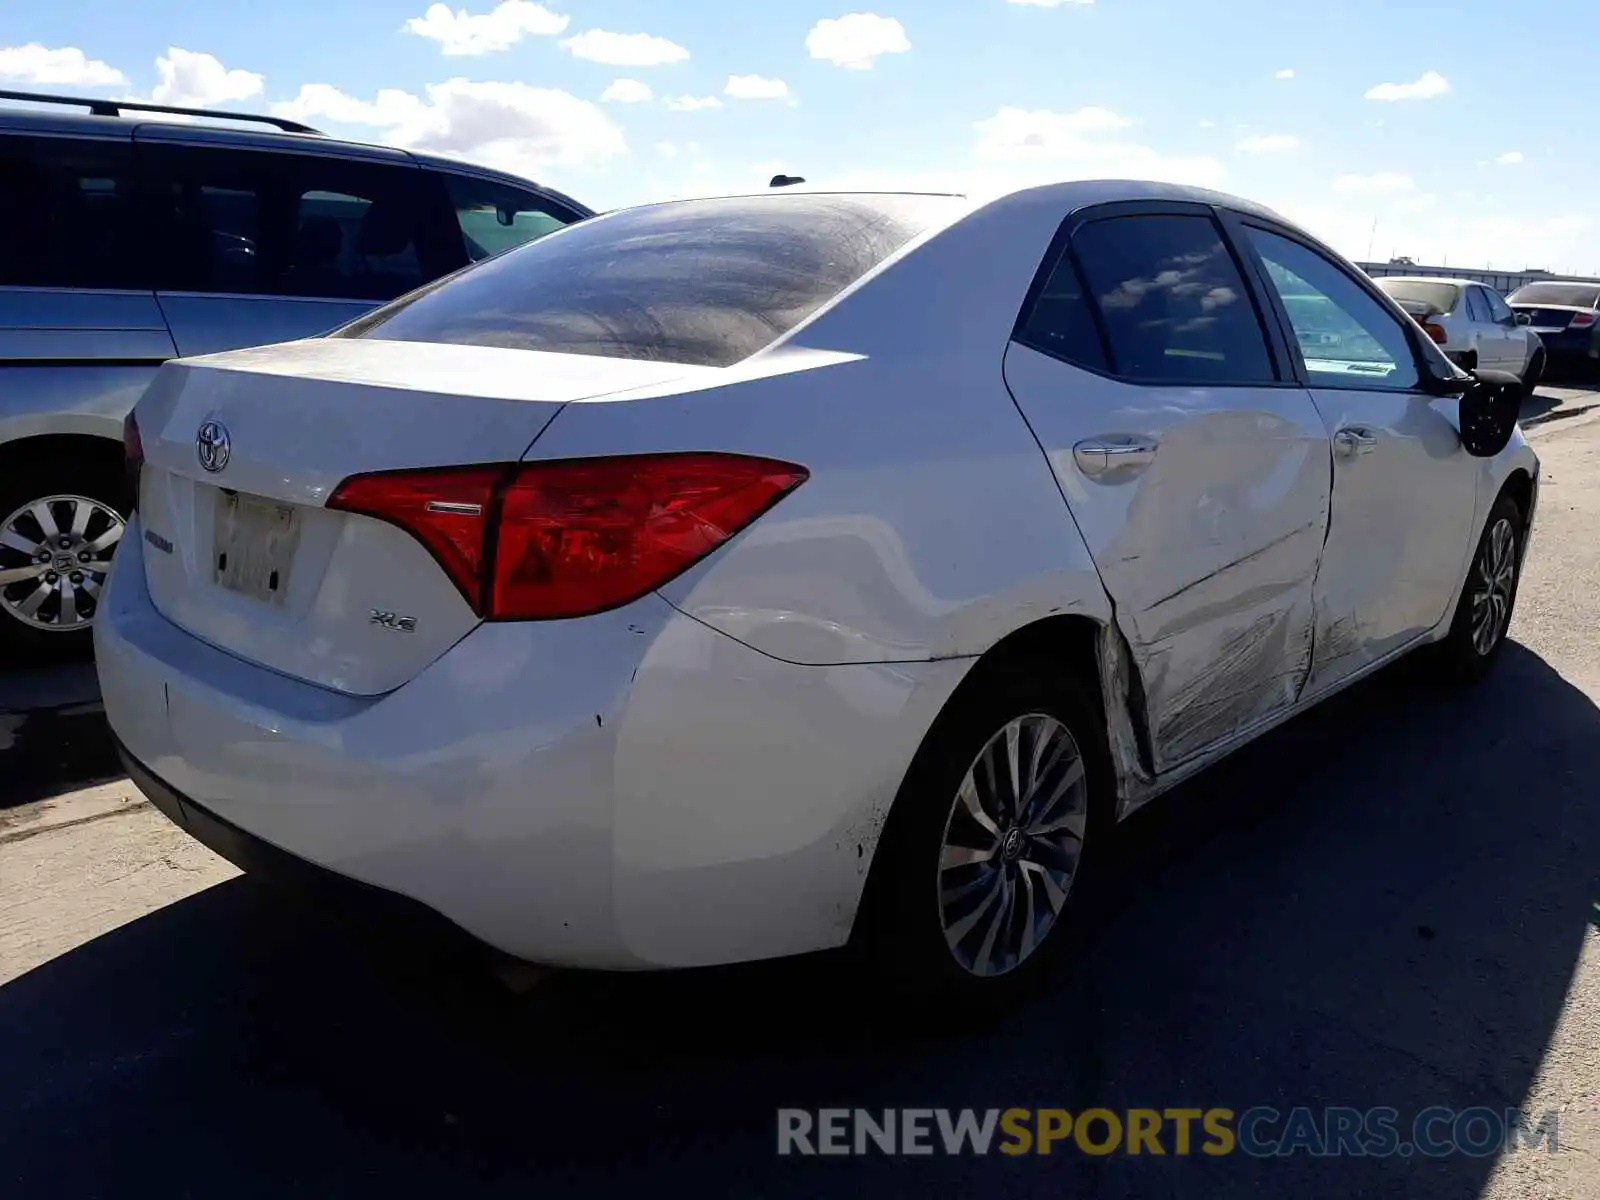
[1515,312,1532,326]
[1457,368,1523,458]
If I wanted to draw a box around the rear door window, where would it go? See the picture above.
[0,134,144,290]
[1463,287,1489,323]
[342,193,958,367]
[141,144,462,300]
[1067,213,1278,384]
[440,174,579,262]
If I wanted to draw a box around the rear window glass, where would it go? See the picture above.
[1508,283,1600,308]
[338,193,961,367]
[1377,280,1460,313]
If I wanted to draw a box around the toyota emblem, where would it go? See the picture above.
[196,420,231,473]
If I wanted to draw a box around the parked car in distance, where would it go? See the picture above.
[1505,280,1600,379]
[1374,275,1545,394]
[0,88,593,662]
[100,181,1537,1008]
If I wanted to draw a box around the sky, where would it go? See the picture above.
[3,0,1596,273]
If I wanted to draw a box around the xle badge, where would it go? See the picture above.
[370,610,418,633]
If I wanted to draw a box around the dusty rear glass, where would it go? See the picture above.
[1507,283,1600,308]
[339,193,963,368]
[1376,280,1461,314]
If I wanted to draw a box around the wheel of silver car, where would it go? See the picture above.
[856,667,1110,1008]
[936,712,1089,978]
[0,494,125,633]
[1469,514,1518,657]
[1429,491,1524,685]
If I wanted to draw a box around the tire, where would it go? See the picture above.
[1424,492,1524,685]
[1521,347,1546,400]
[0,453,130,665]
[853,667,1114,1012]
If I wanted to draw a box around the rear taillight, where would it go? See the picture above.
[1570,311,1596,328]
[122,410,144,507]
[1421,319,1448,344]
[328,453,809,621]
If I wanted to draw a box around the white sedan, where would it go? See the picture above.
[98,181,1538,1005]
[1375,274,1546,393]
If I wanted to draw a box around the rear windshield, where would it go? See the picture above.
[1507,283,1600,308]
[339,193,962,368]
[1376,280,1459,313]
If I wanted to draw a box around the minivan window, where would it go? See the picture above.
[1507,282,1600,309]
[143,145,461,300]
[0,134,143,290]
[1069,213,1277,384]
[342,194,960,368]
[441,174,577,262]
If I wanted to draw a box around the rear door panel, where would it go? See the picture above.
[1003,204,1331,770]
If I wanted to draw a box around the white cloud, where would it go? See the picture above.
[1365,71,1449,101]
[805,14,911,70]
[404,2,569,56]
[1198,119,1216,129]
[152,48,264,107]
[273,79,626,173]
[0,43,126,87]
[1274,68,1294,80]
[1331,171,1416,195]
[560,30,689,67]
[1237,133,1299,153]
[971,105,1225,188]
[600,78,653,103]
[665,95,722,111]
[725,74,789,100]
[1496,151,1524,165]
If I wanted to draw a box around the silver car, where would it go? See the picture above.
[0,88,592,661]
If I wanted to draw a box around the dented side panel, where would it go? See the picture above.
[1298,387,1479,698]
[1003,342,1332,773]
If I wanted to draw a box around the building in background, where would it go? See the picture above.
[1357,257,1600,296]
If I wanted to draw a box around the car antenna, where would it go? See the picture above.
[770,174,806,188]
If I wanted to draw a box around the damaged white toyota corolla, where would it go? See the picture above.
[98,182,1538,1004]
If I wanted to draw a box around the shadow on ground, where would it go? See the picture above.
[1522,379,1600,427]
[1,642,1596,1198]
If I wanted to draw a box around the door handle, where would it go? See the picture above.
[1073,437,1158,477]
[1333,428,1378,457]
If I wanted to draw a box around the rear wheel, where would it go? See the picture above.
[854,668,1113,1011]
[1424,493,1523,685]
[0,457,128,664]
[1521,346,1546,399]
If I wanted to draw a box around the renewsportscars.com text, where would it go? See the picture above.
[776,1106,1559,1158]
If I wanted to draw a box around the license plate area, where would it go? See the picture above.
[212,490,302,604]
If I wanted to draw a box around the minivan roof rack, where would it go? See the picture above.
[0,88,323,135]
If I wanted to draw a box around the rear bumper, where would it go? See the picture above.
[96,516,968,970]
[117,735,500,962]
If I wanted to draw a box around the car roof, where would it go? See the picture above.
[620,178,1293,224]
[1376,276,1468,287]
[0,103,594,217]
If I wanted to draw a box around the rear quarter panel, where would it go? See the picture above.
[523,187,1123,667]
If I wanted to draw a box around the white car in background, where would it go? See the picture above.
[98,183,1537,1007]
[1375,276,1545,395]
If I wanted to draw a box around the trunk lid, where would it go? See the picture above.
[133,338,703,695]
[1509,304,1592,330]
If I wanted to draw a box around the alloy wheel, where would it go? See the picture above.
[0,495,125,632]
[936,712,1088,978]
[1470,516,1517,656]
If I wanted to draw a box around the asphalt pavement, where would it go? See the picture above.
[2,391,1598,1199]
